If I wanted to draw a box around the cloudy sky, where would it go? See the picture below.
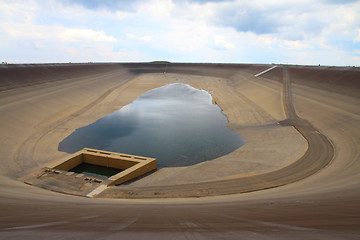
[1,0,359,65]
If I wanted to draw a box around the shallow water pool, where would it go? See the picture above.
[58,83,245,167]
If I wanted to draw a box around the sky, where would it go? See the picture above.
[0,0,359,66]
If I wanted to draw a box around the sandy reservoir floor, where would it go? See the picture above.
[0,63,359,239]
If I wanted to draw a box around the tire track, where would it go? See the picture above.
[13,71,135,173]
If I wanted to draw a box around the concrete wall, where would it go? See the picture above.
[108,160,157,186]
[54,154,83,171]
[83,153,139,170]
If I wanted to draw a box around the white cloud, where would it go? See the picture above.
[256,35,276,47]
[137,0,176,19]
[213,35,235,50]
[0,21,116,43]
[60,28,116,42]
[126,33,154,42]
[65,44,130,61]
[356,30,360,42]
[115,10,130,19]
[284,40,309,49]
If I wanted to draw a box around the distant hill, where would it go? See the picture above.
[149,61,171,63]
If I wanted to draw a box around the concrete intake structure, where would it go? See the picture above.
[20,148,156,197]
[50,148,157,186]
